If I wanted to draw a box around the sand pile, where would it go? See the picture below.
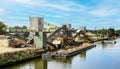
[0,39,9,47]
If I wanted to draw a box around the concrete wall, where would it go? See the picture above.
[34,32,47,49]
[30,17,43,37]
[0,49,43,67]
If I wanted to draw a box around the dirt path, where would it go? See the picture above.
[0,47,33,54]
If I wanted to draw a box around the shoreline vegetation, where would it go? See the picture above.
[0,48,45,67]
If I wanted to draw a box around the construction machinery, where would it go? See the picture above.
[24,19,58,48]
[43,22,58,32]
[25,17,89,51]
[45,25,86,50]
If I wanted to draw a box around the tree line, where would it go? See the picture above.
[1,21,120,37]
[87,28,120,38]
[0,21,28,35]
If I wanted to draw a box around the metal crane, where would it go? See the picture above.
[43,22,58,32]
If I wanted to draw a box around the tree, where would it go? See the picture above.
[0,22,6,34]
[115,30,120,36]
[22,25,27,29]
[101,28,108,37]
[108,28,115,37]
[13,26,21,29]
[13,25,27,29]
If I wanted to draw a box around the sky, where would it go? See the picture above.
[0,0,120,30]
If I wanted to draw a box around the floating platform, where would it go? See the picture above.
[66,44,95,57]
[42,43,95,58]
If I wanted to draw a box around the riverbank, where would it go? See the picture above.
[0,48,45,67]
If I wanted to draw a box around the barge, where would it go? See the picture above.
[42,43,95,58]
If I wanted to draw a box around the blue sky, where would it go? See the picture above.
[0,0,120,30]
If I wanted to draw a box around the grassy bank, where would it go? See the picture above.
[0,49,44,67]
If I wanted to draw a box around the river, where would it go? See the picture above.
[3,38,120,69]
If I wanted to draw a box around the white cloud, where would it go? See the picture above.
[7,16,28,20]
[9,0,85,11]
[37,3,71,11]
[10,0,33,4]
[0,8,6,15]
[112,18,120,23]
[88,7,119,17]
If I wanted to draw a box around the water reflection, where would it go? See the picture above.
[46,58,72,69]
[34,59,47,69]
[100,40,116,49]
[79,52,86,60]
[3,59,47,69]
[51,58,72,64]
